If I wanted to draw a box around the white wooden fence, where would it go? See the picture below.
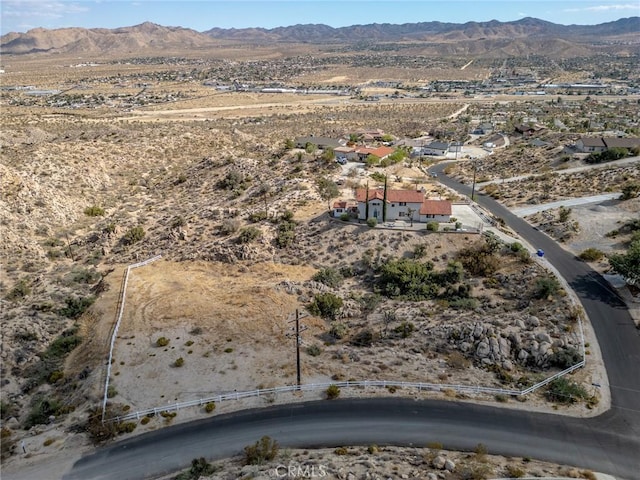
[101,255,162,421]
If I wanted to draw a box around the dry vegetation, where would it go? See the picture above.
[0,49,622,477]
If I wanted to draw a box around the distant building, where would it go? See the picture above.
[350,188,452,223]
[422,141,449,156]
[294,136,345,150]
[575,137,640,153]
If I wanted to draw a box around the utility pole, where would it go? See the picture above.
[287,310,308,388]
[470,158,477,202]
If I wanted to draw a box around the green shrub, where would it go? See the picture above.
[237,226,262,244]
[217,171,251,191]
[140,417,151,425]
[107,385,118,398]
[558,206,572,222]
[6,279,31,301]
[24,396,63,428]
[579,248,604,262]
[339,213,350,221]
[156,337,170,347]
[248,211,268,222]
[59,296,94,319]
[413,244,427,258]
[84,206,105,217]
[334,447,348,455]
[545,377,589,404]
[549,347,582,369]
[534,276,560,299]
[47,330,82,358]
[306,344,322,356]
[117,422,137,434]
[312,268,343,288]
[48,370,64,384]
[204,402,216,413]
[377,258,438,300]
[122,226,145,245]
[174,357,185,367]
[458,241,500,277]
[224,347,233,353]
[510,242,524,252]
[244,436,279,465]
[426,221,439,232]
[393,321,415,338]
[308,292,343,320]
[326,384,341,399]
[328,322,348,339]
[175,458,217,480]
[366,217,377,228]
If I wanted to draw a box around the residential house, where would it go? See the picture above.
[422,141,450,156]
[332,200,358,218]
[294,136,344,150]
[514,124,545,136]
[353,188,451,223]
[354,145,396,162]
[575,137,640,153]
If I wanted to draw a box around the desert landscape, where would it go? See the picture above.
[1,14,639,480]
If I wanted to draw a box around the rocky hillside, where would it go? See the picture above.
[2,17,638,56]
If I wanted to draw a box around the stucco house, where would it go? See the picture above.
[422,141,450,156]
[294,136,345,150]
[352,188,451,223]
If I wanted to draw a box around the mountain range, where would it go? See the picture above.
[1,17,638,56]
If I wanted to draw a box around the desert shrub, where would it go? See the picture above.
[339,213,350,221]
[248,211,268,222]
[369,171,385,181]
[174,357,185,367]
[334,447,348,455]
[275,219,296,248]
[448,297,479,310]
[545,377,589,404]
[6,279,31,301]
[505,465,526,477]
[59,296,94,318]
[534,276,561,299]
[426,221,439,231]
[306,344,322,356]
[558,206,572,222]
[308,292,343,320]
[46,328,82,358]
[620,182,640,200]
[204,402,216,413]
[312,267,343,288]
[156,337,170,347]
[219,219,241,235]
[579,248,604,261]
[224,347,233,353]
[175,457,217,480]
[474,443,488,460]
[377,258,439,300]
[517,249,532,263]
[458,241,500,277]
[176,173,187,184]
[495,394,508,403]
[24,396,63,428]
[48,370,64,384]
[366,217,378,228]
[70,268,101,284]
[171,216,186,228]
[326,384,341,399]
[107,385,118,398]
[457,462,493,480]
[447,351,470,369]
[140,417,151,425]
[413,244,427,258]
[217,170,250,191]
[392,321,415,339]
[122,226,145,245]
[510,242,524,252]
[84,206,105,217]
[117,422,137,434]
[328,322,348,339]
[549,347,582,369]
[237,226,262,244]
[367,444,379,454]
[350,328,376,347]
[244,436,279,465]
[189,327,202,335]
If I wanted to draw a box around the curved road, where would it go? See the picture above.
[64,166,640,480]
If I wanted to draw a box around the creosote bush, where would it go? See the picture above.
[326,384,341,399]
[174,357,185,367]
[84,206,105,217]
[243,436,279,465]
[204,402,216,413]
[579,248,604,262]
[156,337,170,347]
[122,226,145,245]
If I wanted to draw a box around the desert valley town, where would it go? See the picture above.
[0,2,639,479]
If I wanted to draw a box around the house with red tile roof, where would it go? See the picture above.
[350,188,452,223]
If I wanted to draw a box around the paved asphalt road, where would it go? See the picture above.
[63,166,640,480]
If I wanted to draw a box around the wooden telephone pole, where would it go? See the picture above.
[287,309,308,388]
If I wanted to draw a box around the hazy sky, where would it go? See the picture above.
[1,0,639,35]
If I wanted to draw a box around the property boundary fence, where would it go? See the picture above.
[101,255,162,422]
[106,359,585,424]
